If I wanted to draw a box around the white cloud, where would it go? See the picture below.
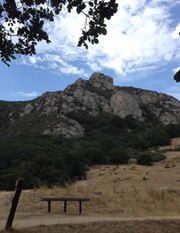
[29,56,42,64]
[86,61,103,72]
[94,0,178,76]
[19,0,180,80]
[11,91,39,98]
[172,66,180,73]
[23,53,86,76]
[172,23,180,39]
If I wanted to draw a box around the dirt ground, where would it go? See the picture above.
[1,219,180,233]
[1,138,180,232]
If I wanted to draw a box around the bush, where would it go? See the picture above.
[165,124,180,138]
[109,147,130,164]
[137,153,153,166]
[151,152,166,162]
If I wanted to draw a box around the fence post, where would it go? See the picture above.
[5,178,24,231]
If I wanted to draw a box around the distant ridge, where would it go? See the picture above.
[0,72,180,138]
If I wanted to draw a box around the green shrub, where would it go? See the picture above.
[109,147,130,164]
[151,152,166,162]
[137,153,153,166]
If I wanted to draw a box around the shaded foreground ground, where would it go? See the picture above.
[1,219,180,233]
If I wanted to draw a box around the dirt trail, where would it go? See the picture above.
[1,214,180,230]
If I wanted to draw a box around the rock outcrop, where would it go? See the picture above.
[0,72,180,138]
[110,91,142,119]
[89,72,114,90]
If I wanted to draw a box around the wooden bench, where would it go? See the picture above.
[40,197,90,214]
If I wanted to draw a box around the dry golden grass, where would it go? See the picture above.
[1,138,180,232]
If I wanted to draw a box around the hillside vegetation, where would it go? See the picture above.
[0,139,180,231]
[1,112,180,190]
[0,138,180,233]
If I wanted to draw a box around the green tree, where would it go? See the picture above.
[174,69,180,82]
[0,0,118,65]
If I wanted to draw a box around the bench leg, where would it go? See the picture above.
[79,201,82,214]
[48,201,51,213]
[64,200,67,213]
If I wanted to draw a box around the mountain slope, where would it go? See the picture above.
[1,73,180,138]
[1,73,180,189]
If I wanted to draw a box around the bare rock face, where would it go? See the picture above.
[43,117,84,138]
[20,103,34,117]
[1,72,180,138]
[110,91,142,119]
[139,90,180,124]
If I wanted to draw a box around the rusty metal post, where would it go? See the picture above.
[5,178,24,231]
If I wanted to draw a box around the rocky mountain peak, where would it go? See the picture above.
[1,73,180,138]
[89,72,114,90]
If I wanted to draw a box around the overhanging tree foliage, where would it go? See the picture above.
[0,0,118,65]
[174,30,180,82]
[174,69,180,82]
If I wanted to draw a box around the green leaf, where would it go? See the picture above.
[10,55,16,60]
[101,28,107,35]
[88,9,93,15]
[85,43,88,49]
[89,1,94,7]
[77,3,86,14]
[76,5,82,14]
[55,9,60,14]
[81,3,86,10]
[94,38,99,44]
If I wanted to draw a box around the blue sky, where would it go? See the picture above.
[1,0,180,101]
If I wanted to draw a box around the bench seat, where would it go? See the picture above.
[40,197,90,214]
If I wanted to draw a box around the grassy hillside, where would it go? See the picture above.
[1,112,180,190]
[0,139,180,220]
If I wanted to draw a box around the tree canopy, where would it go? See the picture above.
[0,0,118,66]
[174,69,180,82]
